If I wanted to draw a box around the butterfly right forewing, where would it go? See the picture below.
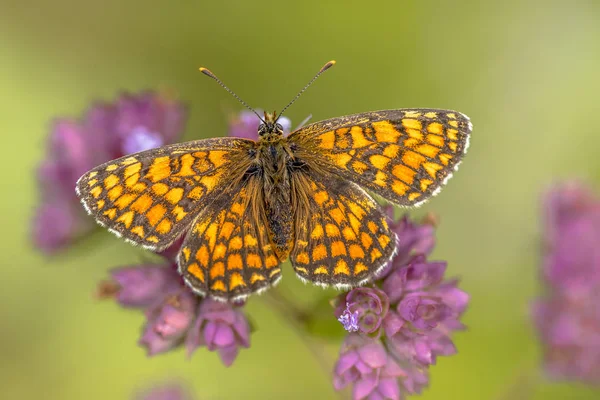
[288,109,472,207]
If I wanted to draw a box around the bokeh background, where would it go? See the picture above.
[2,0,600,398]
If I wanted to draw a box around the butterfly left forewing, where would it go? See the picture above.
[76,137,254,251]
[288,109,472,207]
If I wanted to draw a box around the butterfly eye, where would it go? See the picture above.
[258,123,267,134]
[275,123,284,132]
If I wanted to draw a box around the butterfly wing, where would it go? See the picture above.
[178,174,282,302]
[289,170,396,288]
[76,137,254,251]
[288,109,472,206]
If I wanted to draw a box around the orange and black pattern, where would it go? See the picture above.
[77,108,471,302]
[290,171,396,288]
[178,176,282,301]
[289,109,471,206]
[76,138,253,250]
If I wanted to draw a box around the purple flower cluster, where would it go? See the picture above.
[333,211,469,399]
[32,91,187,253]
[532,182,600,384]
[100,258,251,367]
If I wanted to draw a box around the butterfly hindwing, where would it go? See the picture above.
[178,175,283,302]
[289,170,397,288]
[76,137,254,251]
[288,109,472,207]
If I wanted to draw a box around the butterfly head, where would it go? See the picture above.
[199,61,336,140]
[258,111,284,137]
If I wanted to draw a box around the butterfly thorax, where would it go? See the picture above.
[255,112,295,259]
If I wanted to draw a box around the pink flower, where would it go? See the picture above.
[533,182,600,384]
[186,299,251,367]
[335,287,390,336]
[100,261,251,366]
[332,215,469,398]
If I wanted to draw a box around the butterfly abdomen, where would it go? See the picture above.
[265,195,293,255]
[256,141,295,258]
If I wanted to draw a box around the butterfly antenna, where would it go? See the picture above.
[276,60,336,122]
[199,67,265,123]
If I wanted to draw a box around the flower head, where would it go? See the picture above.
[99,261,252,366]
[332,214,468,398]
[103,264,182,308]
[333,335,388,394]
[333,334,428,400]
[140,290,197,355]
[532,182,600,384]
[541,182,600,292]
[186,299,251,366]
[32,91,187,253]
[338,304,360,333]
[335,287,390,336]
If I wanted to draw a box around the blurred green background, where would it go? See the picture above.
[2,0,600,398]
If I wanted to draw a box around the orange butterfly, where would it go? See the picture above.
[76,61,472,302]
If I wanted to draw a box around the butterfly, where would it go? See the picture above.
[76,61,472,302]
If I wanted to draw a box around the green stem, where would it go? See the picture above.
[264,288,345,399]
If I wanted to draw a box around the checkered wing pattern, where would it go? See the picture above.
[289,109,472,207]
[289,170,396,288]
[76,138,254,251]
[178,175,282,302]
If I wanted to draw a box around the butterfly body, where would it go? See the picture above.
[254,115,296,257]
[77,108,472,302]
